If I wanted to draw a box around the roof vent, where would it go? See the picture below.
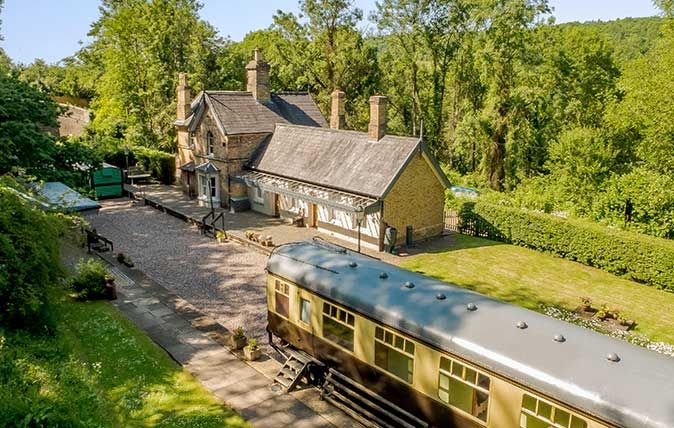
[403,281,415,289]
[436,293,446,300]
[379,272,388,279]
[553,334,566,343]
[466,303,478,311]
[607,353,621,362]
[348,261,357,268]
[516,321,528,329]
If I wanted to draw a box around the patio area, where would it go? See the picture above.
[127,184,387,256]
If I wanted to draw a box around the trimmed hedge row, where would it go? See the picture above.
[130,147,175,185]
[456,201,674,291]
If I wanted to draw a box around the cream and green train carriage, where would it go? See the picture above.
[265,240,674,428]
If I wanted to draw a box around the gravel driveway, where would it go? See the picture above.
[86,199,270,348]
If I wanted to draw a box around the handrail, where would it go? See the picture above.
[212,212,225,231]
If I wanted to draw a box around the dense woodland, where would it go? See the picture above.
[1,0,673,239]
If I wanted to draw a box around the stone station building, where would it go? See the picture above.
[174,49,450,250]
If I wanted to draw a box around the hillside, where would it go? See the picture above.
[559,16,663,63]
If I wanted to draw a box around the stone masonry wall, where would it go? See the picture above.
[383,152,446,245]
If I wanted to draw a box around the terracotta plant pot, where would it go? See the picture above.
[105,279,117,300]
[244,346,261,361]
[227,335,247,351]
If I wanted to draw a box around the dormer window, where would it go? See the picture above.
[207,131,215,156]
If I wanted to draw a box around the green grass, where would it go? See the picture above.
[400,234,674,345]
[0,291,250,428]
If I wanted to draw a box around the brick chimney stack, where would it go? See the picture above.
[176,72,191,121]
[246,48,271,103]
[330,89,346,130]
[368,95,387,141]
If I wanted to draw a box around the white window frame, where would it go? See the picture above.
[437,356,491,425]
[206,130,215,157]
[374,325,415,384]
[253,186,264,203]
[520,393,587,428]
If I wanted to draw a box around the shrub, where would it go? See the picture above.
[455,200,674,290]
[0,180,64,332]
[71,259,109,300]
[134,147,175,185]
[591,167,674,239]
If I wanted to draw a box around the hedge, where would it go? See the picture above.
[131,147,175,185]
[455,201,674,291]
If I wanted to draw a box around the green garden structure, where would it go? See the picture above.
[92,163,123,199]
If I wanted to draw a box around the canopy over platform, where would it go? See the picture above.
[236,170,380,214]
[37,182,101,213]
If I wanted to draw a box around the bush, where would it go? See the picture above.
[0,180,65,333]
[134,147,175,184]
[591,167,674,239]
[71,259,109,300]
[455,200,674,290]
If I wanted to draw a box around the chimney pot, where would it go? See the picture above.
[368,95,387,141]
[330,89,346,130]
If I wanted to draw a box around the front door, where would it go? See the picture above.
[198,174,219,206]
[309,204,318,228]
[274,193,280,217]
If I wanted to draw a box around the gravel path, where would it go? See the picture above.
[86,199,270,349]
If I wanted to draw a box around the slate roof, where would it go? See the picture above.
[249,124,450,198]
[176,91,327,135]
[268,240,674,428]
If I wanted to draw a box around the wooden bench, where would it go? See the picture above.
[86,229,114,253]
[126,166,152,184]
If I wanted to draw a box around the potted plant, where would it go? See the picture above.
[595,304,610,321]
[227,327,247,351]
[117,252,134,267]
[579,296,593,312]
[244,338,261,361]
[215,230,227,243]
[104,274,117,300]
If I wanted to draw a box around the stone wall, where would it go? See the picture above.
[57,104,90,137]
[383,152,446,245]
[178,105,269,207]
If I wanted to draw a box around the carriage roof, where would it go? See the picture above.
[267,240,674,428]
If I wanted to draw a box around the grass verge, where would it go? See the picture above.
[0,290,250,427]
[400,234,674,345]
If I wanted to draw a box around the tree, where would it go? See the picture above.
[0,74,60,176]
[0,177,65,332]
[607,20,674,175]
[473,0,551,190]
[373,0,474,153]
[270,0,379,128]
[88,0,229,150]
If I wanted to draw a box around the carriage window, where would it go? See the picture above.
[438,356,490,423]
[300,298,311,324]
[322,302,354,351]
[274,280,290,318]
[374,326,415,384]
[519,393,587,428]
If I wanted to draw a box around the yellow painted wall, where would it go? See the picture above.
[383,152,446,245]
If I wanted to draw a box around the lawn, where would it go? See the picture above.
[0,290,249,428]
[400,234,674,345]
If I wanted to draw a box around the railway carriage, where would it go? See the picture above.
[266,239,674,428]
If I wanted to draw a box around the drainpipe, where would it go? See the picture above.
[378,201,385,252]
